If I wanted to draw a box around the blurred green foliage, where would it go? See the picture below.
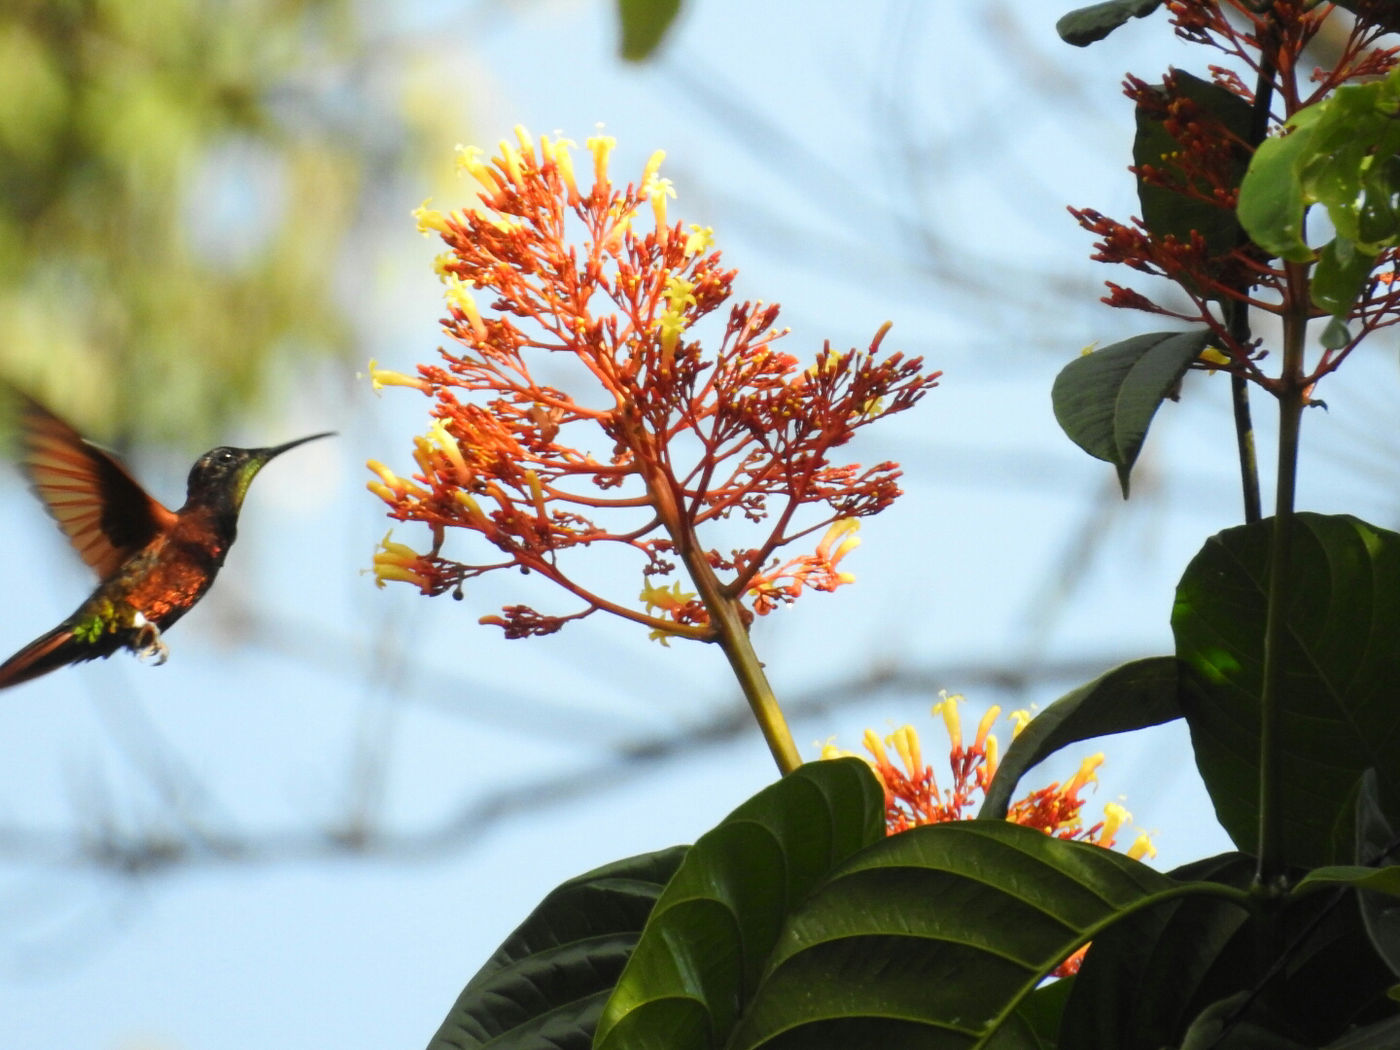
[0,0,383,445]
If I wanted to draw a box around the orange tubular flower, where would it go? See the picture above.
[368,128,941,642]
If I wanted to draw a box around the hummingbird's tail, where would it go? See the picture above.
[0,626,83,690]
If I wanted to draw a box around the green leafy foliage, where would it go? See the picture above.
[1134,70,1255,260]
[0,0,388,443]
[1056,0,1163,46]
[980,656,1187,819]
[1172,514,1400,869]
[1063,851,1397,1048]
[1051,329,1211,496]
[1238,67,1400,346]
[425,846,687,1050]
[617,0,683,60]
[723,821,1174,1048]
[594,758,885,1049]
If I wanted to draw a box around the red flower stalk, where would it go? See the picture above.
[367,128,940,773]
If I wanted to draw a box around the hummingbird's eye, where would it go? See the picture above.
[216,449,235,464]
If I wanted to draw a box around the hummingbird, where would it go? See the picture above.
[0,394,333,689]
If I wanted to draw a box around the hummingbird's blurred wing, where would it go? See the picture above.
[18,397,178,580]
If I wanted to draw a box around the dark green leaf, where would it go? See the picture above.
[726,822,1179,1048]
[1052,330,1211,496]
[1061,853,1254,1050]
[980,656,1186,819]
[1323,1013,1400,1049]
[617,0,682,60]
[427,845,687,1050]
[1134,71,1255,260]
[1351,770,1400,978]
[1056,0,1163,46]
[1314,237,1377,323]
[594,758,885,1050]
[1172,514,1400,868]
[1178,994,1311,1050]
[1066,852,1395,1047]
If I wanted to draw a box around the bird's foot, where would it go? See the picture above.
[131,613,169,666]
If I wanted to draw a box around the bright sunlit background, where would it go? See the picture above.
[2,3,1397,1048]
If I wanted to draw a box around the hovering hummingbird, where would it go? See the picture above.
[0,394,333,689]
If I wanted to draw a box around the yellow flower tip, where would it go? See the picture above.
[412,199,450,237]
[836,571,857,585]
[513,124,535,156]
[932,691,964,750]
[984,733,999,771]
[641,149,666,186]
[639,578,696,616]
[452,489,489,526]
[366,480,396,504]
[366,360,430,394]
[683,224,714,256]
[974,705,1002,750]
[455,143,504,198]
[1127,832,1157,861]
[862,727,889,766]
[1008,709,1032,738]
[656,308,688,353]
[497,139,527,188]
[1065,753,1106,798]
[890,725,923,776]
[1101,801,1132,842]
[1079,343,1097,357]
[586,133,616,188]
[445,279,488,340]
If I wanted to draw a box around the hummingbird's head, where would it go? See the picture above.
[186,432,335,514]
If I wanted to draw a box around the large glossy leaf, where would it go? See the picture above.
[1172,514,1400,869]
[594,758,885,1050]
[727,821,1178,1048]
[980,656,1186,819]
[1052,330,1211,496]
[1056,0,1163,46]
[426,845,687,1050]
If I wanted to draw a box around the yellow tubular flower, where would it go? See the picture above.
[863,727,890,767]
[1127,833,1157,861]
[412,200,449,236]
[890,725,922,777]
[586,134,616,187]
[933,692,963,751]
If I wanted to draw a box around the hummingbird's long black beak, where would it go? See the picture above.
[257,431,336,464]
[256,431,337,463]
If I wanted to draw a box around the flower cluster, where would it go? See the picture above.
[825,693,1154,977]
[1071,2,1400,390]
[824,691,1154,859]
[367,128,940,641]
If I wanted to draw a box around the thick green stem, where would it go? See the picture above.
[667,508,802,775]
[1255,263,1309,890]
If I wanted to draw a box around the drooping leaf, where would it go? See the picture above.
[1134,71,1256,259]
[426,845,687,1050]
[617,0,683,60]
[594,758,885,1050]
[723,822,1179,1048]
[1172,514,1400,869]
[1052,329,1212,496]
[1056,0,1164,46]
[980,656,1187,819]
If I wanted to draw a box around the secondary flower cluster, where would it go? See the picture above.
[824,691,1153,854]
[1071,2,1400,388]
[825,693,1154,977]
[368,129,940,640]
